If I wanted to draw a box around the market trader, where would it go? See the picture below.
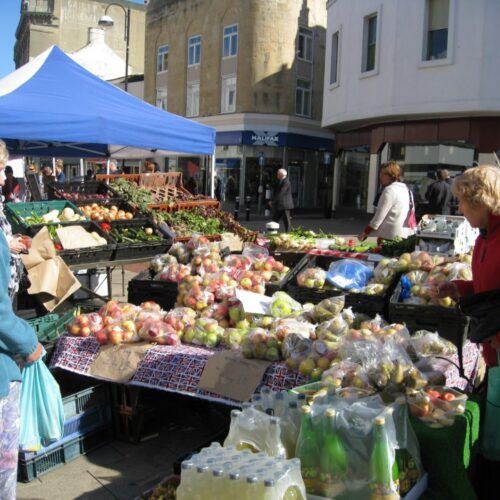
[0,142,43,498]
[271,168,294,232]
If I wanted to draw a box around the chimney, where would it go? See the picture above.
[88,27,105,44]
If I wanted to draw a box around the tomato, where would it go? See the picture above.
[442,392,456,401]
[54,243,63,251]
[425,389,440,399]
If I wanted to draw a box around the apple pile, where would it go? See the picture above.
[272,318,316,341]
[67,312,103,338]
[241,328,281,361]
[315,315,349,343]
[150,253,178,274]
[309,296,345,323]
[168,242,191,264]
[181,286,215,311]
[183,318,224,348]
[157,262,192,282]
[200,302,229,322]
[164,307,197,337]
[269,291,302,318]
[138,317,180,345]
[296,267,326,288]
[204,271,239,301]
[395,251,445,272]
[236,270,266,294]
[191,251,223,276]
[223,254,255,272]
[222,328,248,349]
[321,361,370,390]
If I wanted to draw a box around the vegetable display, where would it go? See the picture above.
[105,226,161,243]
[79,203,134,222]
[23,207,86,225]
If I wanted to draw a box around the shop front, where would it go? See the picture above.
[215,130,334,213]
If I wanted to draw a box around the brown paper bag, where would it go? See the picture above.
[89,342,152,383]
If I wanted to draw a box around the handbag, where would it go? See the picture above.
[481,352,500,460]
[405,187,417,229]
[459,288,500,343]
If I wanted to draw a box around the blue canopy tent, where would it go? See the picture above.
[0,46,215,159]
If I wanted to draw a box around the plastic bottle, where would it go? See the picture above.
[175,461,196,500]
[269,416,287,458]
[243,474,264,500]
[320,408,348,497]
[274,391,286,417]
[228,472,241,498]
[369,416,399,500]
[211,468,225,498]
[295,405,320,493]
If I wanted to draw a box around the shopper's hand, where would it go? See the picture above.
[430,280,460,301]
[25,342,44,364]
[9,235,27,254]
[358,232,367,242]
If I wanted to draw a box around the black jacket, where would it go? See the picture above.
[425,180,452,215]
[273,178,294,210]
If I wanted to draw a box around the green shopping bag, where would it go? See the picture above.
[481,352,500,460]
[19,350,64,452]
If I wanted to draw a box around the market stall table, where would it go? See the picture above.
[50,336,308,406]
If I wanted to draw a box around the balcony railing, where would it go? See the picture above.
[22,0,54,14]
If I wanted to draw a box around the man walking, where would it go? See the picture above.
[271,168,294,232]
[425,169,452,215]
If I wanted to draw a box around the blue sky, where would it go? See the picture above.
[0,0,145,79]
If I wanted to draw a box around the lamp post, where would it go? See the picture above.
[258,152,264,214]
[98,3,130,92]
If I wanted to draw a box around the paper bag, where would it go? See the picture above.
[89,343,152,383]
[198,350,271,402]
[220,232,243,252]
[21,228,81,312]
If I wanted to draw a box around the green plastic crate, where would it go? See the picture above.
[5,200,87,236]
[17,425,112,482]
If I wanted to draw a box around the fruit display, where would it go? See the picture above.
[67,312,103,338]
[270,291,302,318]
[297,267,326,288]
[150,253,179,273]
[183,318,224,348]
[407,330,457,358]
[164,307,197,337]
[79,203,134,222]
[168,242,191,264]
[309,296,346,323]
[241,328,281,361]
[157,262,192,282]
[23,206,87,225]
[138,317,180,345]
[272,318,316,341]
[222,327,247,349]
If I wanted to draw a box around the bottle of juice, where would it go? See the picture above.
[320,408,347,497]
[175,461,196,500]
[295,405,320,493]
[369,417,399,500]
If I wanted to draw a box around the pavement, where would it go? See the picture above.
[16,213,371,500]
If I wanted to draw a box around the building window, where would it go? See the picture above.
[223,24,238,58]
[156,88,167,110]
[186,82,200,117]
[157,45,168,73]
[426,0,449,60]
[363,14,377,72]
[188,35,201,66]
[221,75,236,113]
[295,79,311,117]
[297,27,313,62]
[330,31,339,85]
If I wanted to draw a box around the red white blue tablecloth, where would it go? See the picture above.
[50,336,308,406]
[50,336,480,406]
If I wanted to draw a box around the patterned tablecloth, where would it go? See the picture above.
[50,336,480,406]
[50,336,308,406]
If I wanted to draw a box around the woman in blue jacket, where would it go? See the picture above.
[0,141,43,498]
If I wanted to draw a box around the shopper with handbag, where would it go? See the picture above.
[358,162,416,242]
[431,165,500,498]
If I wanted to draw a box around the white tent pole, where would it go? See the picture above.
[210,154,215,198]
[79,158,84,177]
[106,158,110,175]
[52,157,56,170]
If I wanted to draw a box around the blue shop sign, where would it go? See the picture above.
[246,131,280,146]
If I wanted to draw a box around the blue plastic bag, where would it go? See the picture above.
[325,259,374,290]
[19,352,64,452]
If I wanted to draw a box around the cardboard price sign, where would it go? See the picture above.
[198,350,271,402]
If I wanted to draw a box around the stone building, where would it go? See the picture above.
[323,0,500,216]
[145,0,334,210]
[15,0,146,79]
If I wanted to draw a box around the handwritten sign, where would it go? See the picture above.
[198,351,271,402]
[89,342,152,383]
[235,289,272,315]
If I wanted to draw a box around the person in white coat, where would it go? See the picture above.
[358,162,416,242]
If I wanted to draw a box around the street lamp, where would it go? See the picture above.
[98,3,130,92]
[258,152,265,214]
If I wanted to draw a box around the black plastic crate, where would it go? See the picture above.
[283,254,398,316]
[5,200,87,237]
[18,425,113,482]
[269,250,307,268]
[128,270,178,311]
[111,219,173,261]
[56,221,116,265]
[388,281,469,346]
[48,180,120,202]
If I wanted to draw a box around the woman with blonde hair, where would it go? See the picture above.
[358,162,415,242]
[433,165,500,362]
